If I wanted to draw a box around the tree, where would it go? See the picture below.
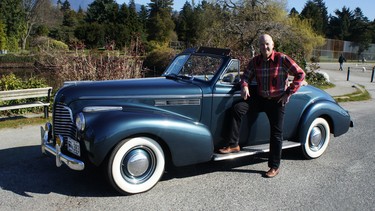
[371,21,375,43]
[194,0,226,47]
[127,0,141,33]
[75,22,105,48]
[138,5,149,35]
[349,7,371,57]
[175,1,202,46]
[327,7,353,40]
[281,15,325,66]
[300,0,328,35]
[86,0,119,24]
[0,20,7,50]
[0,0,24,51]
[20,0,56,50]
[63,9,77,27]
[289,7,299,17]
[186,0,324,69]
[147,0,176,44]
[60,0,71,13]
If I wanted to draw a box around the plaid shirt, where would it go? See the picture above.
[241,51,305,98]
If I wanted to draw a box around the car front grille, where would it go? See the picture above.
[53,103,77,142]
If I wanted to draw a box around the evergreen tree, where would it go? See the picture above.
[0,20,7,50]
[61,0,71,13]
[76,6,86,24]
[128,0,141,33]
[118,3,129,24]
[0,0,24,50]
[75,22,105,48]
[57,0,63,9]
[86,0,119,24]
[327,7,353,40]
[138,5,148,32]
[371,21,375,43]
[147,0,176,43]
[63,10,77,27]
[300,0,328,35]
[289,7,299,17]
[175,1,203,47]
[349,7,371,57]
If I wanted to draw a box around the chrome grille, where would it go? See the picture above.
[53,104,77,141]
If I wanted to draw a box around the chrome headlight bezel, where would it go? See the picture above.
[75,112,86,131]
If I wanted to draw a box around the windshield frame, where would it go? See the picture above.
[163,53,225,83]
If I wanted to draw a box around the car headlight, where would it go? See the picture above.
[75,112,86,131]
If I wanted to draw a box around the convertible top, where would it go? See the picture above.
[182,47,231,56]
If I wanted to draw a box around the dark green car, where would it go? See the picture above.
[41,47,353,194]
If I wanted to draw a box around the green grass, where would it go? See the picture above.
[334,85,371,102]
[313,82,335,90]
[0,116,50,129]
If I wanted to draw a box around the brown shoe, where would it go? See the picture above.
[218,145,240,154]
[265,168,280,178]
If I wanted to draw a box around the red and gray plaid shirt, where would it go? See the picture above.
[241,51,305,98]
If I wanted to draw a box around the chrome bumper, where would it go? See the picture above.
[40,123,85,171]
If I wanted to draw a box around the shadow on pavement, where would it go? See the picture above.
[0,144,304,197]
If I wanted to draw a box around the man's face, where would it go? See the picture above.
[259,35,274,58]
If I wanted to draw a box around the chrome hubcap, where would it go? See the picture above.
[121,147,156,184]
[309,125,325,151]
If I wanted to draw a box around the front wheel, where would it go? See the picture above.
[107,137,165,194]
[302,118,331,159]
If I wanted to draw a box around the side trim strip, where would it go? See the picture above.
[79,94,202,100]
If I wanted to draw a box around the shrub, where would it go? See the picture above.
[0,73,23,91]
[305,71,333,89]
[142,46,176,77]
[35,50,144,88]
[0,54,35,63]
[31,36,69,52]
[0,73,49,116]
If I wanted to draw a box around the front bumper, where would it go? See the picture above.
[40,123,85,171]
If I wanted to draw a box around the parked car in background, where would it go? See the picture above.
[41,47,353,194]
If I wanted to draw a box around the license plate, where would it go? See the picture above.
[67,137,81,156]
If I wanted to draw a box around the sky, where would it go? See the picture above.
[287,0,374,20]
[116,0,374,20]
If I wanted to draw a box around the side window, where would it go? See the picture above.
[220,59,240,85]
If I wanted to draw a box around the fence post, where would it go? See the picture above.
[371,66,374,83]
[347,67,350,81]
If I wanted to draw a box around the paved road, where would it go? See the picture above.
[1,64,375,210]
[319,62,375,97]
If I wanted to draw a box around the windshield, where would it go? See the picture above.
[164,54,224,81]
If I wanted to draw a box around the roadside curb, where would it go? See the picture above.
[332,84,366,100]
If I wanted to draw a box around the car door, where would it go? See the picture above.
[210,59,270,148]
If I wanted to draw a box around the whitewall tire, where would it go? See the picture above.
[108,137,165,194]
[302,118,331,159]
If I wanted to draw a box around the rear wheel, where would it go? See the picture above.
[107,137,165,194]
[302,118,331,159]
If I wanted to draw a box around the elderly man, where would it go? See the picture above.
[218,34,306,178]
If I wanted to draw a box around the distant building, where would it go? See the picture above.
[312,38,375,62]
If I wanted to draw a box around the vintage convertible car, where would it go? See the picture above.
[41,47,353,194]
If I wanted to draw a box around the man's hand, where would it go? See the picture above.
[278,93,291,106]
[241,86,250,100]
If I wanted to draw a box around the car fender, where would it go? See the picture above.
[82,109,214,167]
[297,100,351,142]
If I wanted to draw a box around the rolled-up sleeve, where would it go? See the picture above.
[284,55,305,94]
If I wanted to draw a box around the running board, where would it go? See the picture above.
[213,141,301,161]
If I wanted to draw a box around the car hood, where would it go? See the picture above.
[54,77,203,105]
